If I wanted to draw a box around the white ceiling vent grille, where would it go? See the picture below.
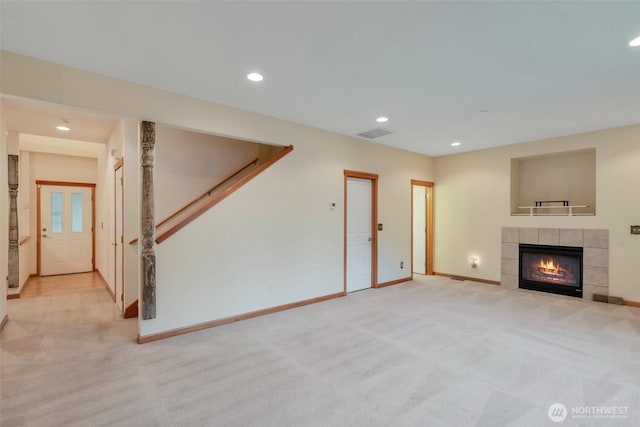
[357,128,393,139]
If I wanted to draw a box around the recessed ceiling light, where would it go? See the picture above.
[247,72,263,82]
[629,36,640,47]
[451,141,461,147]
[376,116,389,123]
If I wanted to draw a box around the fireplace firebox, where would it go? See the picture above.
[519,244,583,298]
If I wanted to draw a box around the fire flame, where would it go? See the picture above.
[538,258,564,273]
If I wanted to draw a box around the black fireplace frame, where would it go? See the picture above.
[519,244,583,298]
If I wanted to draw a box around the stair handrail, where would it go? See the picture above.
[155,145,293,244]
[155,156,259,229]
[129,156,258,245]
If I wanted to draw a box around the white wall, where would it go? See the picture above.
[19,151,30,236]
[0,51,435,336]
[30,152,97,183]
[122,119,139,309]
[434,125,640,301]
[94,118,141,310]
[96,120,124,296]
[0,111,8,323]
[151,133,432,334]
[155,126,259,221]
[18,239,30,291]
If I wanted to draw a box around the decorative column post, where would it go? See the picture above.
[8,155,19,288]
[141,121,156,319]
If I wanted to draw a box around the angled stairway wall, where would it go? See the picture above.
[154,126,260,223]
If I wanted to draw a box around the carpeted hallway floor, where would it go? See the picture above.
[1,275,639,426]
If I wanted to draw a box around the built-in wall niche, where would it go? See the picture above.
[510,148,595,216]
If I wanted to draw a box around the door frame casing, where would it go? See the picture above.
[114,158,125,309]
[411,180,434,276]
[343,170,378,292]
[36,180,96,276]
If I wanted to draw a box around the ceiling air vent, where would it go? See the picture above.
[357,128,393,139]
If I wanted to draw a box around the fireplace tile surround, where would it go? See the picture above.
[501,227,609,301]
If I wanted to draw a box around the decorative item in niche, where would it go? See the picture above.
[510,148,596,216]
[516,200,590,216]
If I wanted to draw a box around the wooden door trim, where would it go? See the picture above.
[92,187,96,273]
[114,161,125,308]
[410,180,433,187]
[36,180,96,188]
[113,163,119,304]
[343,170,379,292]
[36,180,97,276]
[36,184,41,276]
[410,180,434,277]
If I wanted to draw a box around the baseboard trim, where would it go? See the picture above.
[124,300,138,319]
[7,293,20,300]
[96,269,115,301]
[29,273,38,278]
[103,283,115,302]
[433,272,500,286]
[96,268,107,284]
[0,314,8,332]
[137,291,346,344]
[376,277,412,288]
[623,299,640,307]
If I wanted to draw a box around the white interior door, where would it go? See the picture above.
[346,177,372,292]
[114,166,124,310]
[412,185,427,274]
[41,186,93,276]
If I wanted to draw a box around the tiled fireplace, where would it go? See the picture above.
[501,228,609,301]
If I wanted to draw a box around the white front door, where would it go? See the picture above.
[346,177,372,292]
[114,166,124,310]
[412,185,427,274]
[40,185,93,276]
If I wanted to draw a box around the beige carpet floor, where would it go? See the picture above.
[1,275,639,426]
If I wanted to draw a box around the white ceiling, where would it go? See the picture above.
[1,1,639,156]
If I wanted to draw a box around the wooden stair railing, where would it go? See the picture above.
[156,156,259,229]
[129,145,293,245]
[129,156,259,245]
[155,145,293,244]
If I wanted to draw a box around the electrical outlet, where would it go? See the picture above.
[400,261,404,269]
[631,225,640,235]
